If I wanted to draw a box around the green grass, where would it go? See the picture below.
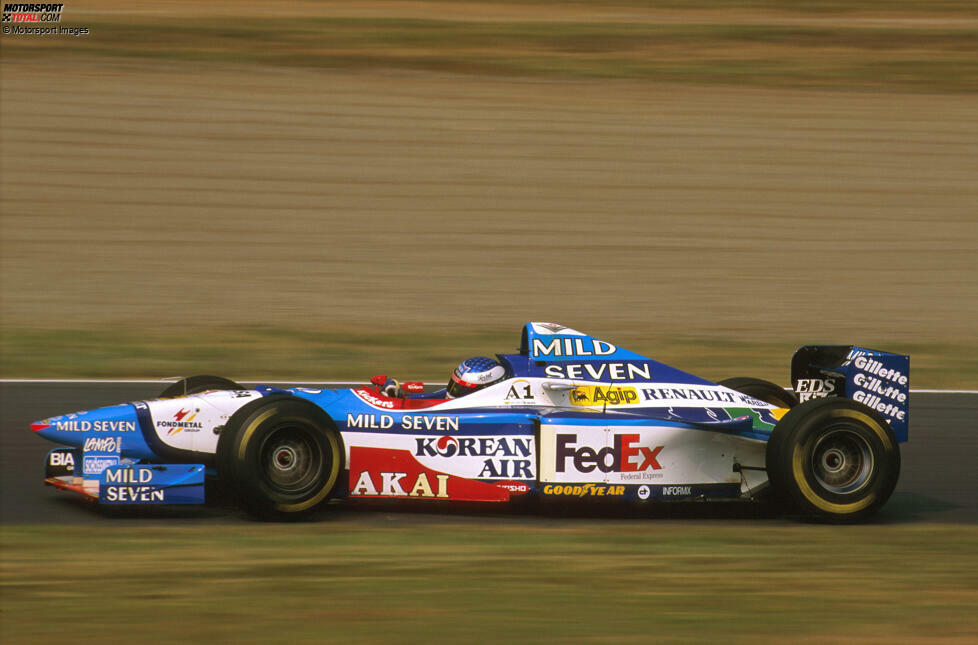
[1,521,976,644]
[5,14,977,91]
[1,326,974,388]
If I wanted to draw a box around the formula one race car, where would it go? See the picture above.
[32,323,909,522]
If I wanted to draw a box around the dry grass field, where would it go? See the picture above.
[1,1,976,384]
[2,522,977,644]
[2,7,978,643]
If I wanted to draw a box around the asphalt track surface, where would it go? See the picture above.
[2,383,975,525]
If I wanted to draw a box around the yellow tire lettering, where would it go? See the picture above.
[237,409,276,461]
[834,409,894,451]
[237,407,343,514]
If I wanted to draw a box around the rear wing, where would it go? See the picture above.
[791,345,910,442]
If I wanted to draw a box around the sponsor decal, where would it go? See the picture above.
[157,408,203,435]
[83,437,121,452]
[103,487,164,502]
[840,352,909,428]
[851,391,907,421]
[346,413,460,432]
[544,362,651,381]
[347,413,395,429]
[402,382,425,394]
[99,465,205,505]
[351,471,450,498]
[416,436,531,458]
[570,385,639,407]
[354,388,397,409]
[53,420,136,433]
[532,337,617,358]
[535,323,569,334]
[82,455,119,476]
[495,481,530,495]
[31,422,52,432]
[841,348,870,367]
[415,435,533,478]
[556,433,663,474]
[795,378,837,402]
[104,468,153,483]
[637,484,651,500]
[853,373,907,403]
[661,485,692,496]
[852,355,908,386]
[401,415,460,432]
[641,386,763,406]
[504,379,535,402]
[48,450,74,468]
[348,447,510,502]
[543,483,626,497]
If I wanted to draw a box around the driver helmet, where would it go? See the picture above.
[447,357,506,398]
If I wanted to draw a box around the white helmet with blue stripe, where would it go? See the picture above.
[446,357,506,399]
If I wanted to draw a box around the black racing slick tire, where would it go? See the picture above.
[766,397,900,523]
[159,375,243,398]
[216,396,343,520]
[719,377,798,409]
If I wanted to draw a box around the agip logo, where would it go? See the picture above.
[569,385,639,407]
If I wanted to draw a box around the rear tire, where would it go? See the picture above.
[719,376,798,408]
[766,397,900,523]
[160,375,243,398]
[216,396,343,520]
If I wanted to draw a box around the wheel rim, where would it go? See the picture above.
[811,428,874,494]
[259,426,324,495]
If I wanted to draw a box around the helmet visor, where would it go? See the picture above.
[447,373,480,399]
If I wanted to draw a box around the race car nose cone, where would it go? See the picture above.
[32,419,66,443]
[30,404,140,447]
[31,420,54,433]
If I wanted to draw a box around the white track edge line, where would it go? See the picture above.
[0,378,976,394]
[0,379,365,385]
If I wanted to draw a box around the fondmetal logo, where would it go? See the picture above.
[157,408,203,436]
[2,3,64,22]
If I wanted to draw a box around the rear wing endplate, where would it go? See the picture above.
[791,345,909,442]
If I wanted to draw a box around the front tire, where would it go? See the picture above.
[766,397,900,523]
[216,396,343,520]
[160,375,243,398]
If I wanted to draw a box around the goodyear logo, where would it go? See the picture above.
[543,484,626,497]
[569,385,639,407]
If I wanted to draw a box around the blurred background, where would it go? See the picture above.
[2,0,976,385]
[3,6,978,645]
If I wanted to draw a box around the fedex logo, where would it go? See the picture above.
[555,433,662,474]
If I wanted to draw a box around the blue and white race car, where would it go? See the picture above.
[33,323,909,522]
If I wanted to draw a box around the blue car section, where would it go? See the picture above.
[32,322,909,521]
